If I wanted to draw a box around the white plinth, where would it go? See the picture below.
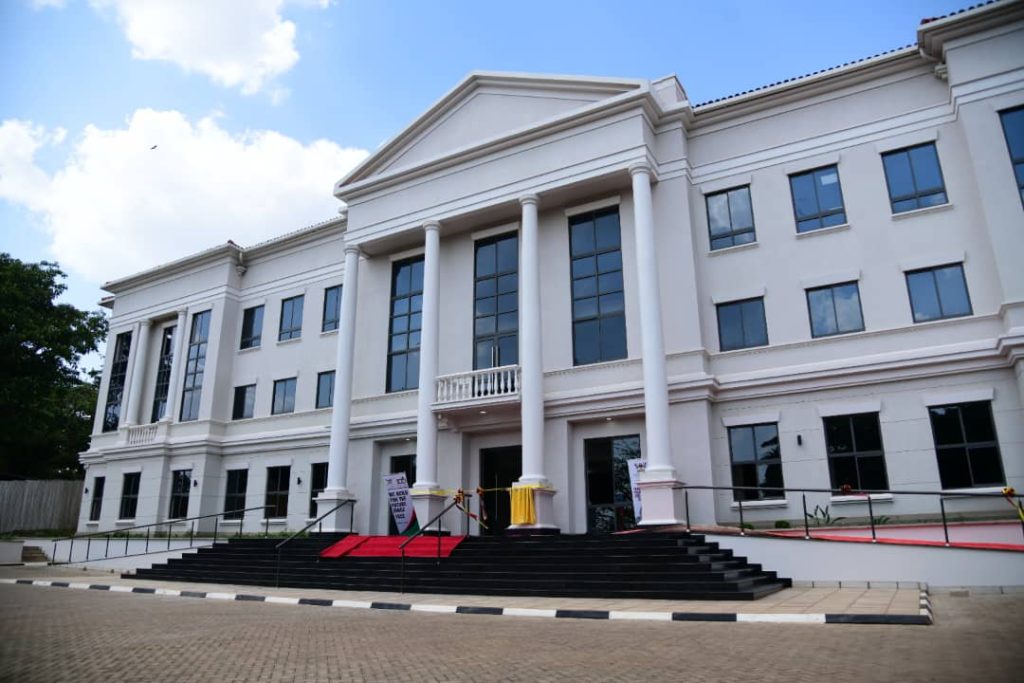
[410,490,449,534]
[637,477,686,527]
[506,485,559,532]
[315,490,356,532]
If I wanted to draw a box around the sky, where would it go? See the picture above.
[1,0,971,333]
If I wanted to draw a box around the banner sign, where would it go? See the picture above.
[627,458,647,520]
[384,473,415,534]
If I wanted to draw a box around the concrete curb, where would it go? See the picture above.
[0,579,933,626]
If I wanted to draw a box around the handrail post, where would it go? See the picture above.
[275,549,281,589]
[802,493,810,540]
[349,501,354,534]
[52,539,57,564]
[684,489,691,533]
[68,537,74,564]
[213,516,219,545]
[190,521,195,548]
[167,522,172,551]
[737,498,745,536]
[1018,497,1024,542]
[125,532,129,555]
[866,494,877,542]
[264,515,269,538]
[940,497,950,547]
[105,535,110,558]
[145,527,150,554]
[86,536,91,561]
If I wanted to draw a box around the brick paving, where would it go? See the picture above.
[2,578,1022,682]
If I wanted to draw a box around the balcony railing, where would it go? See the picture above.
[435,364,520,407]
[124,423,159,446]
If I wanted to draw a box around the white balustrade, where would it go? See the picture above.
[434,365,521,406]
[125,424,158,446]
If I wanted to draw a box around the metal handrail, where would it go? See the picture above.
[51,505,273,565]
[274,499,355,588]
[399,494,476,593]
[673,484,1024,546]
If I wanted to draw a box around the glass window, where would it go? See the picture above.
[265,466,291,518]
[102,331,133,432]
[806,282,865,338]
[149,326,176,422]
[1000,106,1024,206]
[905,264,972,323]
[179,310,211,422]
[584,435,641,533]
[824,413,889,491]
[119,472,141,520]
[728,423,784,501]
[474,233,518,369]
[224,469,248,520]
[309,462,328,518]
[316,371,335,409]
[232,384,256,420]
[882,142,948,213]
[387,257,424,392]
[570,208,627,365]
[89,476,105,521]
[322,285,342,333]
[789,165,846,233]
[928,401,1004,489]
[716,297,768,351]
[271,378,297,415]
[240,305,264,349]
[706,186,756,250]
[168,469,192,519]
[279,296,304,341]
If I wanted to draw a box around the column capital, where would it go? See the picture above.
[628,160,655,178]
[518,194,539,207]
[343,244,363,257]
[138,319,153,328]
[422,220,441,233]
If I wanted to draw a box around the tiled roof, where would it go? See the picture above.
[920,0,998,24]
[241,215,343,252]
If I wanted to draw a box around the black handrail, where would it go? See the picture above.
[399,494,476,594]
[674,484,1024,546]
[274,499,355,588]
[51,505,273,565]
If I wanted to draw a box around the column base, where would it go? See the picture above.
[315,489,356,533]
[506,484,559,533]
[636,477,686,527]
[410,489,449,535]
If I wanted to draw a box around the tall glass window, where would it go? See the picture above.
[240,305,263,349]
[309,462,328,518]
[232,384,256,420]
[824,413,889,491]
[905,264,972,323]
[706,186,756,249]
[316,371,335,409]
[265,466,291,518]
[584,435,640,533]
[569,207,626,365]
[806,282,864,338]
[728,423,784,501]
[474,233,518,369]
[322,285,342,332]
[929,402,1004,489]
[999,106,1024,205]
[179,310,211,422]
[789,165,846,232]
[387,257,424,392]
[882,142,947,213]
[119,472,141,520]
[150,326,175,422]
[271,378,297,415]
[168,469,191,519]
[716,298,768,351]
[102,331,132,432]
[89,476,105,521]
[224,469,248,519]
[279,296,304,341]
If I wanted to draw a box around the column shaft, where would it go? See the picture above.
[124,320,152,426]
[325,246,361,494]
[413,223,441,489]
[519,196,546,482]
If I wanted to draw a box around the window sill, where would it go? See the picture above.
[261,518,288,524]
[891,202,953,221]
[795,223,850,240]
[238,345,261,355]
[830,494,894,505]
[729,499,787,509]
[115,520,136,525]
[276,337,302,346]
[85,521,99,527]
[940,486,1007,498]
[708,241,758,257]
[320,329,338,337]
[219,519,241,525]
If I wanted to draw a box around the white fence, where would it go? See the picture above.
[0,480,82,533]
[435,365,520,404]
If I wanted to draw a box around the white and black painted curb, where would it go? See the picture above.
[0,579,933,626]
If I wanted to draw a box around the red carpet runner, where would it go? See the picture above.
[320,535,466,558]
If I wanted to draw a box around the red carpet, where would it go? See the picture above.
[320,535,466,558]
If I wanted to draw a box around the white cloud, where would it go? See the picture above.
[91,0,318,96]
[0,111,368,283]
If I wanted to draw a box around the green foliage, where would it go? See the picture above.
[804,504,846,527]
[0,254,107,479]
[773,519,792,529]
[873,515,892,526]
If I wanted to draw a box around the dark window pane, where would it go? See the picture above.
[600,314,627,361]
[573,276,597,299]
[322,286,341,332]
[790,172,818,220]
[572,256,596,279]
[728,187,753,229]
[829,456,859,490]
[909,144,943,192]
[497,293,517,314]
[851,413,882,452]
[741,299,768,347]
[808,288,837,337]
[594,212,620,250]
[929,406,964,445]
[824,416,853,455]
[968,447,1005,486]
[858,456,889,490]
[960,401,996,442]
[474,317,495,337]
[907,271,942,322]
[496,237,517,272]
[599,292,624,316]
[597,251,622,272]
[497,335,517,366]
[934,266,971,317]
[729,427,755,464]
[573,319,601,365]
[833,283,864,333]
[936,447,971,489]
[821,212,846,227]
[883,151,915,199]
[476,242,496,277]
[573,297,598,319]
[718,302,745,351]
[754,424,779,462]
[475,341,492,369]
[707,193,731,236]
[816,167,843,210]
[598,271,623,295]
[497,273,518,294]
[316,371,334,409]
[570,221,595,256]
[1002,107,1024,158]
[497,312,517,333]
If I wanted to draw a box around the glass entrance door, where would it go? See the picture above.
[474,233,518,369]
[480,446,521,535]
[388,454,416,536]
[584,435,641,533]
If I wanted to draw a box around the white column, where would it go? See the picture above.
[163,310,188,423]
[123,320,152,426]
[518,195,546,483]
[411,221,446,531]
[630,162,685,525]
[317,246,361,531]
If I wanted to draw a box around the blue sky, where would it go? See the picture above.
[1,0,969,328]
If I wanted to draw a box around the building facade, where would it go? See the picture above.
[78,2,1024,537]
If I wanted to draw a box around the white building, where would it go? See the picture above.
[78,1,1024,538]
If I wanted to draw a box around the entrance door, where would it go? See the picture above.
[480,446,521,535]
[584,435,640,533]
[388,454,416,536]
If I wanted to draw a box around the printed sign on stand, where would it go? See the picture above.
[627,458,647,521]
[384,473,415,533]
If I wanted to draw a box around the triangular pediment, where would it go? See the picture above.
[341,72,647,186]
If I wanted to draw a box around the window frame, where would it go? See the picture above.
[102,331,133,432]
[232,384,256,420]
[568,207,628,366]
[168,469,192,520]
[264,465,291,519]
[823,413,890,492]
[716,297,769,352]
[999,105,1024,207]
[473,232,519,370]
[309,462,328,518]
[223,469,248,520]
[928,401,1005,490]
[150,325,176,422]
[705,185,757,250]
[788,165,847,233]
[386,256,425,393]
[904,263,972,324]
[881,142,948,214]
[240,305,264,350]
[322,285,342,333]
[118,472,141,520]
[315,371,335,409]
[89,476,105,522]
[271,377,297,415]
[278,295,304,342]
[726,423,785,502]
[805,281,865,338]
[179,310,211,422]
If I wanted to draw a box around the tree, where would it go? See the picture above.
[0,254,108,478]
